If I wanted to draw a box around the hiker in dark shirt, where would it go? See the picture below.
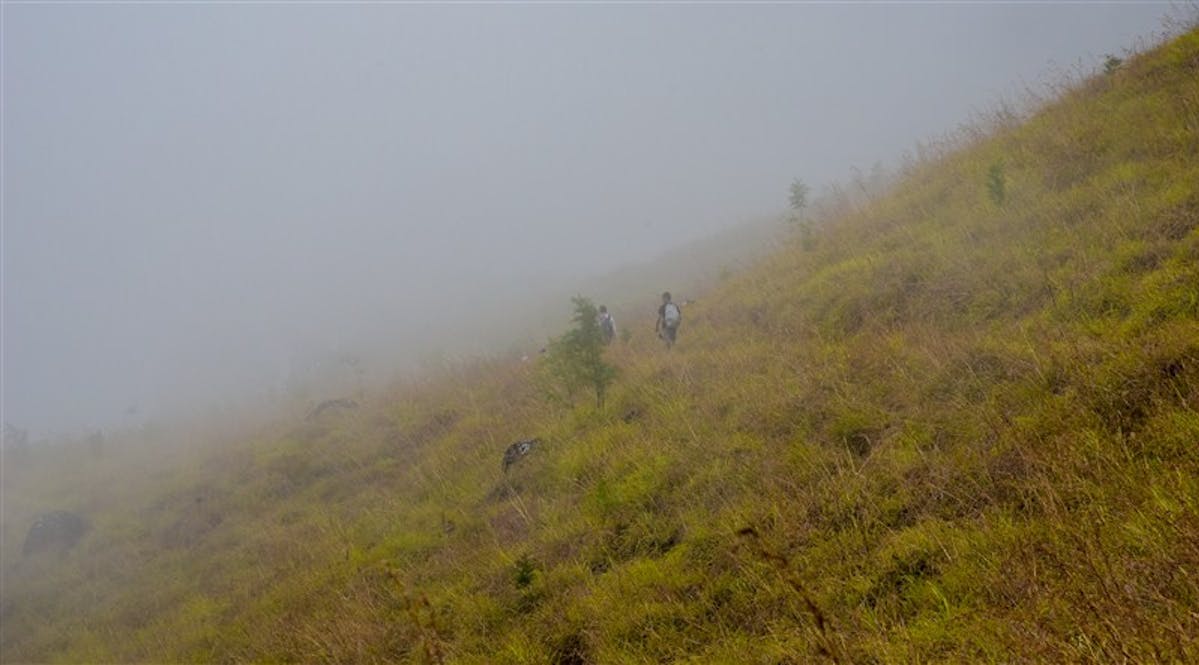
[655,291,682,348]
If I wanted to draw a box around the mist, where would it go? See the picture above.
[2,3,1170,436]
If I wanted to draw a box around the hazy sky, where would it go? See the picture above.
[2,3,1173,435]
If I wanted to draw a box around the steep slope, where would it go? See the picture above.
[3,27,1198,664]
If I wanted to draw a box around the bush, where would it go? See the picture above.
[986,162,1006,207]
[541,297,618,408]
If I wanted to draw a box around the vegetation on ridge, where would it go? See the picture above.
[3,26,1199,664]
[539,297,618,409]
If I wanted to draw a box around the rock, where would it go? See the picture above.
[502,438,540,473]
[307,398,359,420]
[23,511,88,556]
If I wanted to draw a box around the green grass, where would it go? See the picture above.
[3,26,1199,664]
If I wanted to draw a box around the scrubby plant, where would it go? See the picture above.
[1104,53,1124,75]
[986,160,1006,207]
[788,178,819,250]
[540,296,617,408]
[513,554,536,589]
[788,177,810,214]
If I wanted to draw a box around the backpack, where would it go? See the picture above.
[663,302,681,327]
[601,314,616,339]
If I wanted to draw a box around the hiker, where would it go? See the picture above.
[655,291,682,348]
[598,305,616,345]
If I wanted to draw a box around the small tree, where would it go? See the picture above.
[541,297,617,408]
[1103,54,1123,75]
[986,162,1006,207]
[788,178,810,214]
[789,178,815,250]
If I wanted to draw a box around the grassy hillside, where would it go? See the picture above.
[3,27,1198,663]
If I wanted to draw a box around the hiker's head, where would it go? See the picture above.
[599,305,607,314]
[662,291,672,303]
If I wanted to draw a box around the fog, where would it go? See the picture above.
[2,3,1170,436]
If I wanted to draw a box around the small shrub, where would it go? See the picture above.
[514,555,536,589]
[986,162,1006,207]
[1104,54,1124,75]
[541,297,618,407]
[789,178,810,213]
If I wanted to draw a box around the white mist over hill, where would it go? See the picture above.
[2,3,1170,435]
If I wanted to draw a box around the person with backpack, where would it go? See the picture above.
[598,305,616,345]
[655,291,682,348]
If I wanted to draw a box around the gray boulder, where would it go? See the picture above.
[502,438,540,473]
[307,398,359,420]
[23,511,88,556]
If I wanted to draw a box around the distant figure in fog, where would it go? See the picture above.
[655,291,682,348]
[598,305,616,345]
